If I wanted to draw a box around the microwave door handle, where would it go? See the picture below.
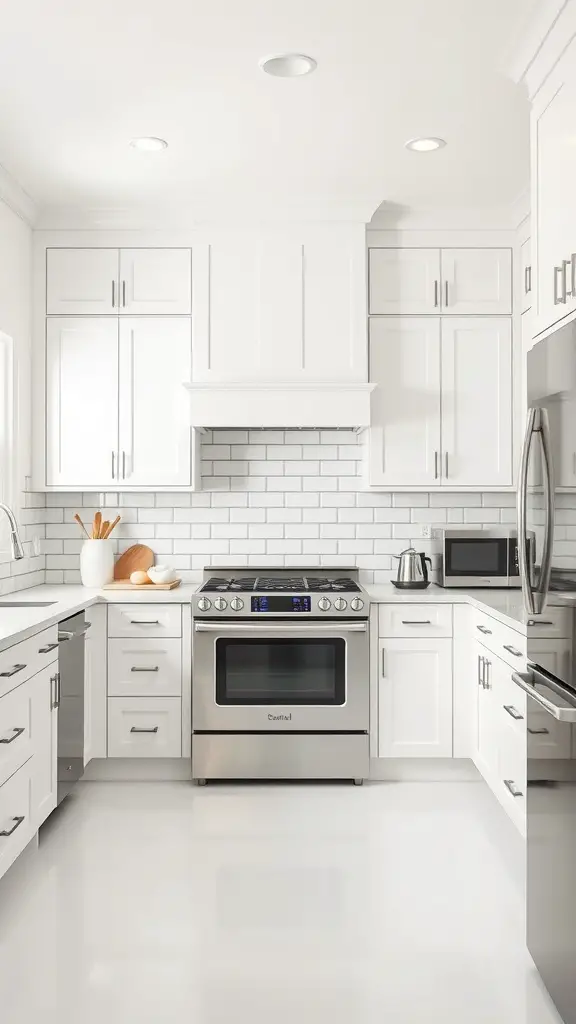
[537,407,555,612]
[518,408,539,615]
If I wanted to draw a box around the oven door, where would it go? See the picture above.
[192,620,369,732]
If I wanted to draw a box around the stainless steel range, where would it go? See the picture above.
[192,567,370,784]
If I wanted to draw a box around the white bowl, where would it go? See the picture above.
[147,564,177,585]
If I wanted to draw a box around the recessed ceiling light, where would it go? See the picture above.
[405,137,446,152]
[129,137,168,152]
[259,53,317,77]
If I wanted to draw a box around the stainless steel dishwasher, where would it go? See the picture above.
[57,611,90,804]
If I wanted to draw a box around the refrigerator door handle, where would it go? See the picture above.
[518,408,538,615]
[538,407,555,612]
[518,407,554,616]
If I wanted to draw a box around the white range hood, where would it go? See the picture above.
[184,382,374,429]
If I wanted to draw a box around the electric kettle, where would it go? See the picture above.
[392,547,432,589]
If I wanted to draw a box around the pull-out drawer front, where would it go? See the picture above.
[108,639,182,697]
[0,625,59,700]
[497,721,526,829]
[108,605,182,639]
[473,611,526,670]
[0,679,34,788]
[0,759,33,882]
[379,604,453,638]
[526,608,573,639]
[107,698,182,757]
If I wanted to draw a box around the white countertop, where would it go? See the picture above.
[0,581,574,653]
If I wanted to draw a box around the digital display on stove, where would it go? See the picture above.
[251,596,311,613]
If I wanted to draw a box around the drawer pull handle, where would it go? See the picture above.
[130,666,160,673]
[38,642,59,654]
[130,726,159,733]
[503,705,524,721]
[528,727,550,735]
[0,815,25,837]
[401,620,432,625]
[0,663,26,678]
[129,620,160,626]
[527,620,554,627]
[0,726,25,745]
[477,625,492,635]
[503,779,523,798]
[503,645,523,658]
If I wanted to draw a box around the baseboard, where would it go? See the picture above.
[369,757,482,781]
[82,758,192,781]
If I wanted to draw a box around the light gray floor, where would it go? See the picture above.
[0,780,564,1023]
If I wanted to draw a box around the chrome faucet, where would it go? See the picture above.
[0,503,25,560]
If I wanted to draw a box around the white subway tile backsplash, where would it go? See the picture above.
[41,430,530,580]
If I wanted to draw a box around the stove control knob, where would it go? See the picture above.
[230,597,244,612]
[350,597,364,612]
[318,597,332,612]
[197,597,211,612]
[334,598,347,611]
[214,597,228,611]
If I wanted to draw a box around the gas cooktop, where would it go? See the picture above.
[200,576,362,593]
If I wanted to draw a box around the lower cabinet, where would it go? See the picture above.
[378,637,453,757]
[107,697,182,757]
[31,665,58,828]
[0,760,34,881]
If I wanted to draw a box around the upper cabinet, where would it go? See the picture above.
[532,49,576,338]
[369,247,512,316]
[47,248,191,315]
[191,227,367,383]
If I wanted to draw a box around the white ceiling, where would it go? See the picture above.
[0,0,538,218]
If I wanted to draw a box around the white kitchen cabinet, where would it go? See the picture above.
[368,317,441,487]
[118,319,193,487]
[191,227,367,383]
[45,318,197,489]
[47,248,119,315]
[31,665,58,829]
[46,318,119,488]
[532,45,576,338]
[441,318,513,488]
[369,317,512,488]
[521,237,532,313]
[474,644,498,779]
[368,247,512,316]
[378,637,453,757]
[441,249,512,315]
[119,249,191,314]
[46,248,191,315]
[107,697,182,757]
[0,760,33,882]
[369,249,441,314]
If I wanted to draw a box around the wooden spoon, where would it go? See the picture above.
[102,515,121,539]
[93,511,102,539]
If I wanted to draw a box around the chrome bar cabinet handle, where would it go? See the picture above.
[122,280,126,307]
[528,726,550,735]
[130,726,159,734]
[571,254,576,297]
[0,663,26,678]
[444,452,449,478]
[503,644,523,658]
[503,705,524,721]
[38,642,59,654]
[0,815,25,837]
[112,280,116,308]
[434,280,439,308]
[129,620,160,625]
[401,620,431,625]
[444,280,449,307]
[122,451,126,479]
[476,624,492,635]
[503,779,523,798]
[554,265,565,304]
[111,450,116,480]
[0,726,25,744]
[524,266,529,294]
[130,666,160,673]
[434,451,439,479]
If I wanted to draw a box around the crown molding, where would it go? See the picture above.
[0,163,37,225]
[507,0,576,99]
[368,202,518,231]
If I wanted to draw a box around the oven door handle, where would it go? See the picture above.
[194,622,368,633]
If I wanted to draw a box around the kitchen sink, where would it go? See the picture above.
[0,601,57,607]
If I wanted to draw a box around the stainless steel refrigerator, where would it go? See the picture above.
[516,325,576,1024]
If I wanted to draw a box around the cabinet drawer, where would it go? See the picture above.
[108,639,181,697]
[0,679,34,788]
[0,625,59,700]
[107,605,182,639]
[107,698,181,757]
[473,611,526,669]
[527,608,572,639]
[379,604,452,638]
[497,724,526,826]
[0,759,33,882]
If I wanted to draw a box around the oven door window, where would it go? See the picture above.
[215,638,346,706]
[445,538,508,576]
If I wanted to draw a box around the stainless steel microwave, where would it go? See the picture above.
[434,529,535,588]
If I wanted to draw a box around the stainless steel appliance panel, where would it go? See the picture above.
[514,666,576,1024]
[57,612,89,804]
[193,732,369,781]
[435,529,533,588]
[193,619,369,732]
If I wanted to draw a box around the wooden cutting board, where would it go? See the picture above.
[103,579,181,591]
[113,544,155,581]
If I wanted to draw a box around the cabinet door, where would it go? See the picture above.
[46,318,119,487]
[369,248,441,314]
[521,238,532,313]
[368,318,441,487]
[46,248,119,314]
[440,318,512,487]
[441,249,512,314]
[118,319,192,486]
[31,666,58,828]
[378,638,452,757]
[119,249,191,314]
[475,647,497,778]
